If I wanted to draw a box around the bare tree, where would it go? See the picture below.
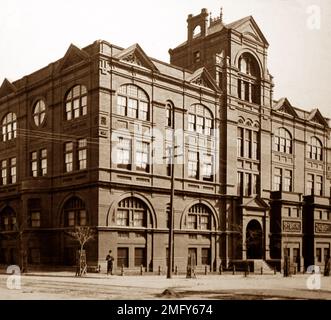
[67,226,95,276]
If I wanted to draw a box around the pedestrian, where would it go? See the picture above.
[106,250,114,275]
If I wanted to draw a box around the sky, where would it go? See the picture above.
[0,0,330,116]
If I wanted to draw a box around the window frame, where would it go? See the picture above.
[33,100,46,127]
[65,85,88,121]
[2,112,17,142]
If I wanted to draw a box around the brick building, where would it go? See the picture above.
[0,8,330,273]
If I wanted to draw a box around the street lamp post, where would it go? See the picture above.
[167,106,176,279]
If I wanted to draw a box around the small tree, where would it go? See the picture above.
[67,226,95,276]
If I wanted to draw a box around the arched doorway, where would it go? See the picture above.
[246,220,263,259]
[115,197,151,270]
[62,197,88,266]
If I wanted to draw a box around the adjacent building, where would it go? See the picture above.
[0,8,330,273]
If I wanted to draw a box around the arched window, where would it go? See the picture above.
[117,84,149,121]
[274,128,292,154]
[117,197,149,228]
[65,85,87,120]
[0,207,16,231]
[187,204,213,230]
[165,102,174,128]
[33,100,46,126]
[188,104,213,136]
[63,197,87,227]
[308,137,323,160]
[2,113,17,142]
[237,52,261,104]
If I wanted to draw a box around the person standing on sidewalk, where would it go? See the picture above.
[106,250,114,275]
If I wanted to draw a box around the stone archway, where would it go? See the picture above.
[246,220,263,259]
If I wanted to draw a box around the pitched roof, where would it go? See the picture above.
[0,78,17,98]
[114,43,159,72]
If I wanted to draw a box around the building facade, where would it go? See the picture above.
[0,8,330,273]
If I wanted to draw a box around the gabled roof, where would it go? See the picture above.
[56,44,89,72]
[308,108,329,127]
[0,78,17,98]
[186,67,220,92]
[114,43,159,72]
[241,196,270,210]
[225,15,269,45]
[273,97,298,117]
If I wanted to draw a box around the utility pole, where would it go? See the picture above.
[167,106,176,279]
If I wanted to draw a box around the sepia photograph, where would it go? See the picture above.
[0,0,331,311]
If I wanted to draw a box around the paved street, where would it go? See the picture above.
[0,271,330,300]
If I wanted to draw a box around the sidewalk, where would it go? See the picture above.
[1,270,331,300]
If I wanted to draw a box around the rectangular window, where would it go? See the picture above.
[252,131,258,160]
[65,142,73,173]
[81,95,87,116]
[244,129,252,158]
[280,137,286,153]
[128,98,138,118]
[136,141,149,172]
[139,101,148,121]
[31,212,41,228]
[133,211,145,227]
[66,102,72,120]
[274,168,282,191]
[202,154,213,181]
[244,81,250,102]
[284,207,291,217]
[188,151,198,179]
[274,136,280,152]
[316,175,323,196]
[116,209,129,226]
[135,248,146,267]
[79,210,87,226]
[10,158,16,184]
[73,98,80,119]
[31,152,38,177]
[237,127,244,157]
[117,138,131,170]
[117,248,129,268]
[78,139,87,170]
[284,170,292,192]
[200,216,210,230]
[68,211,75,227]
[196,116,204,134]
[314,210,322,220]
[307,174,314,195]
[292,208,299,218]
[244,173,252,196]
[205,118,212,136]
[252,174,259,195]
[237,172,243,196]
[237,79,242,99]
[201,248,211,265]
[117,96,127,116]
[41,149,47,176]
[1,160,7,185]
[322,211,328,221]
[316,248,322,263]
[187,214,197,229]
[188,114,195,132]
